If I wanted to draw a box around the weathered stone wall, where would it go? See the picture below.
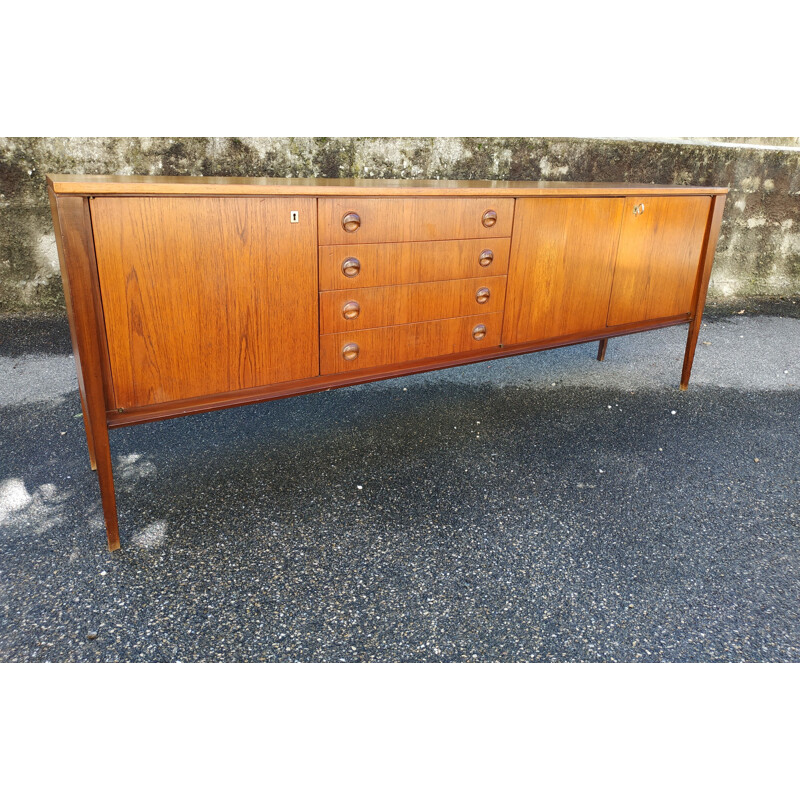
[1,137,799,313]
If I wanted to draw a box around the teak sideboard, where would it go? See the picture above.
[47,175,728,550]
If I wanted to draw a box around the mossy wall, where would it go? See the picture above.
[1,137,798,313]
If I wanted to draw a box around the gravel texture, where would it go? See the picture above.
[1,306,798,662]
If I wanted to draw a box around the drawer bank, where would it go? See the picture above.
[47,175,728,550]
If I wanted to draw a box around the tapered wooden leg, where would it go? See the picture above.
[680,317,702,391]
[597,338,609,362]
[79,393,97,471]
[681,194,726,391]
[91,420,120,551]
[52,193,121,550]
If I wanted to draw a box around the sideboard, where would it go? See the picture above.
[47,175,728,550]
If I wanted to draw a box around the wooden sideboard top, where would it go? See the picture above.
[47,174,729,197]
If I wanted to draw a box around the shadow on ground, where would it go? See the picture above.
[0,309,798,661]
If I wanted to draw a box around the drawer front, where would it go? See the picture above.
[320,313,503,374]
[318,198,515,245]
[319,238,510,291]
[320,276,507,334]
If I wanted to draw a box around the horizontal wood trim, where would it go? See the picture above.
[48,175,729,197]
[106,314,692,428]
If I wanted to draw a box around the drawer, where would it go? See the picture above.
[319,238,510,291]
[320,276,507,334]
[318,197,515,245]
[320,313,503,374]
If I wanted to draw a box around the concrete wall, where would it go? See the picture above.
[1,137,799,314]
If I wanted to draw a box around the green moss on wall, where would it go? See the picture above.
[1,136,798,313]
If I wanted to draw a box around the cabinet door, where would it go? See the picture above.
[501,197,624,345]
[606,195,711,327]
[92,197,318,408]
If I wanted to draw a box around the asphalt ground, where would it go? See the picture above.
[1,300,798,661]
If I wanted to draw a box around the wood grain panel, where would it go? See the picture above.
[91,196,318,408]
[502,198,625,345]
[607,195,712,326]
[320,276,507,334]
[320,313,503,374]
[319,238,509,290]
[318,198,514,245]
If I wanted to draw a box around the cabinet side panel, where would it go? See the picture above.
[91,196,318,408]
[607,195,712,326]
[49,189,88,404]
[51,194,120,548]
[502,197,624,345]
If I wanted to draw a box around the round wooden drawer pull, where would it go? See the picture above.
[342,212,361,232]
[475,287,490,304]
[482,210,497,228]
[479,249,494,267]
[472,324,487,341]
[341,257,361,278]
[342,343,360,361]
[342,301,360,320]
